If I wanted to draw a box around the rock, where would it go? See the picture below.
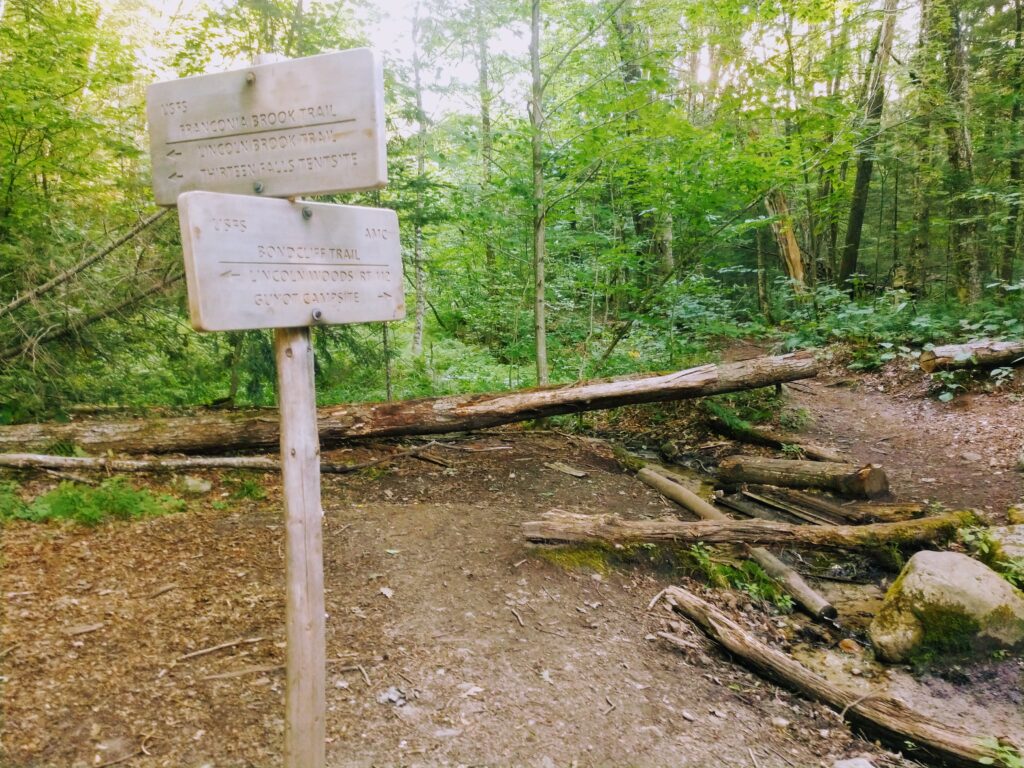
[833,759,877,768]
[1008,505,1024,525]
[176,475,212,494]
[869,551,1024,663]
[961,451,983,463]
[988,525,1024,561]
[838,638,862,654]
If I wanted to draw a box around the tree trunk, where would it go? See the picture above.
[636,467,836,619]
[919,339,1024,372]
[1004,0,1023,284]
[942,0,980,300]
[475,0,495,267]
[0,352,819,455]
[530,0,548,385]
[411,3,428,357]
[523,509,970,551]
[660,586,1001,767]
[717,455,889,498]
[764,190,805,291]
[838,0,898,286]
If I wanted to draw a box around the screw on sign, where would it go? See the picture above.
[147,50,403,768]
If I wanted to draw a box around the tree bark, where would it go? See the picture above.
[838,0,899,286]
[523,509,971,551]
[0,352,819,455]
[764,189,805,291]
[636,467,836,619]
[660,586,1000,767]
[718,455,889,499]
[919,339,1024,372]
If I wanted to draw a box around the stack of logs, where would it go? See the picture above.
[524,411,971,621]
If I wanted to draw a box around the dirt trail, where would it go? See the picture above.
[3,433,896,768]
[787,375,1023,514]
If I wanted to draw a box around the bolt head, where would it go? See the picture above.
[253,182,264,194]
[302,206,313,220]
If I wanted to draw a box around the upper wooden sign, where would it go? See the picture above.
[177,191,404,332]
[147,49,386,205]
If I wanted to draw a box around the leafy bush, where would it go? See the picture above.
[0,479,184,526]
[690,543,794,612]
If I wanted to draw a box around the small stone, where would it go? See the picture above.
[961,451,983,463]
[833,759,877,768]
[177,475,212,494]
[376,686,406,706]
[771,716,791,729]
[682,710,696,722]
[838,638,862,654]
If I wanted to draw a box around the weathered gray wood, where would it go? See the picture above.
[0,352,820,455]
[522,509,971,551]
[275,327,326,768]
[636,467,836,620]
[919,339,1024,373]
[717,455,889,499]
[147,49,386,204]
[177,193,403,332]
[0,448,433,475]
[660,585,999,767]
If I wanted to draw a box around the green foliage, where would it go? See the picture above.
[0,479,184,526]
[689,543,794,612]
[227,476,267,501]
[980,739,1024,768]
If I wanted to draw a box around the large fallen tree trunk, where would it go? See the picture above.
[660,585,999,767]
[0,352,819,456]
[523,509,972,551]
[717,455,889,499]
[636,467,836,620]
[919,339,1024,373]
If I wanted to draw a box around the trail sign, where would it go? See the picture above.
[177,192,404,332]
[151,49,400,768]
[147,48,385,205]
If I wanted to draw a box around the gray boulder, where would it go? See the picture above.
[987,525,1024,561]
[869,550,1024,663]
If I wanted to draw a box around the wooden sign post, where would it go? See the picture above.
[148,50,401,768]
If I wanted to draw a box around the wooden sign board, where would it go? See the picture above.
[177,191,404,332]
[147,49,385,205]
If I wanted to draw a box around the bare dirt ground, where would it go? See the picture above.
[2,361,1023,768]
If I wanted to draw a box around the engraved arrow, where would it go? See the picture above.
[168,172,183,179]
[166,149,182,157]
[378,291,392,298]
[220,270,241,277]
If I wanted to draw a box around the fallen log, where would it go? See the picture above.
[919,339,1024,373]
[0,445,438,475]
[706,411,849,463]
[0,352,819,455]
[747,486,924,524]
[660,585,1000,767]
[717,455,889,499]
[523,509,972,551]
[636,467,835,619]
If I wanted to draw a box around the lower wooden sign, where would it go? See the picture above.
[177,191,404,332]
